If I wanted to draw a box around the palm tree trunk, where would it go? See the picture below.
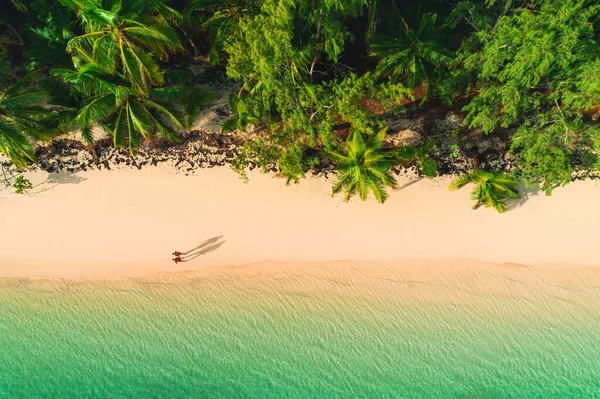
[473,152,479,170]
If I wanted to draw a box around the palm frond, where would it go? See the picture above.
[163,70,193,85]
[419,158,438,177]
[124,26,181,53]
[145,106,178,142]
[140,98,184,129]
[76,94,116,127]
[79,125,93,145]
[451,170,521,213]
[220,116,238,133]
[0,118,36,168]
[128,99,153,140]
[1,70,44,99]
[331,169,353,195]
[324,149,351,166]
[0,91,46,109]
[368,178,388,204]
[112,104,127,147]
[448,173,474,191]
[393,146,416,162]
[124,45,163,87]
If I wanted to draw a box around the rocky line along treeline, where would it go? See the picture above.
[0,108,514,180]
[4,100,599,184]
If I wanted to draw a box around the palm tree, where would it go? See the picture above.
[326,128,397,204]
[393,138,438,177]
[448,170,521,213]
[0,71,58,168]
[219,93,260,133]
[369,11,453,91]
[53,65,209,153]
[365,0,404,42]
[61,0,183,91]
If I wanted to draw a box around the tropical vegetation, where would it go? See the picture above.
[326,129,396,204]
[449,170,521,213]
[12,174,32,194]
[1,0,599,208]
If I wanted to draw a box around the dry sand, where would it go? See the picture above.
[1,164,599,278]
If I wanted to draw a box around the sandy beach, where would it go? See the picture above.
[0,164,599,277]
[2,166,600,398]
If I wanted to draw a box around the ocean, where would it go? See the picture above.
[1,260,599,398]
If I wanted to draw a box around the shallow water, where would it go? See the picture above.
[1,261,600,398]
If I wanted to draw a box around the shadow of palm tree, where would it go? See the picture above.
[46,172,87,185]
[504,179,540,212]
[394,177,423,191]
[180,240,226,262]
[27,173,88,197]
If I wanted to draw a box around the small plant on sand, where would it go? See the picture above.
[326,128,396,204]
[449,170,520,213]
[13,175,33,194]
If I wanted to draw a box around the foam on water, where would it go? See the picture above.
[1,260,599,398]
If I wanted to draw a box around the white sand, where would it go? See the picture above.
[1,165,599,278]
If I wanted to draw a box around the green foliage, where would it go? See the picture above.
[0,61,10,89]
[186,0,261,63]
[53,65,205,151]
[0,0,218,162]
[0,71,58,168]
[370,11,454,92]
[60,0,183,92]
[326,129,396,203]
[2,0,600,207]
[509,114,575,194]
[228,69,409,182]
[224,0,367,112]
[448,143,460,158]
[23,0,76,69]
[393,138,438,177]
[455,0,600,192]
[182,89,216,128]
[220,93,261,133]
[12,174,32,194]
[449,170,520,213]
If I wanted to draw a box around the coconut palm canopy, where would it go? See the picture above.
[327,129,397,204]
[53,65,211,152]
[449,170,521,213]
[60,0,183,91]
[369,10,453,90]
[0,71,59,168]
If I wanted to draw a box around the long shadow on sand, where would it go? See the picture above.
[179,235,226,262]
[180,241,226,262]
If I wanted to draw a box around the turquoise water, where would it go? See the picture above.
[1,262,600,398]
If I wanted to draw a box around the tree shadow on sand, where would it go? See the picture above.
[503,180,540,212]
[179,235,226,262]
[28,172,87,196]
[393,177,423,191]
[46,172,87,185]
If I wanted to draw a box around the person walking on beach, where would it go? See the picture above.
[171,236,224,263]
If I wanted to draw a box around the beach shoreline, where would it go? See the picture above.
[1,164,599,278]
